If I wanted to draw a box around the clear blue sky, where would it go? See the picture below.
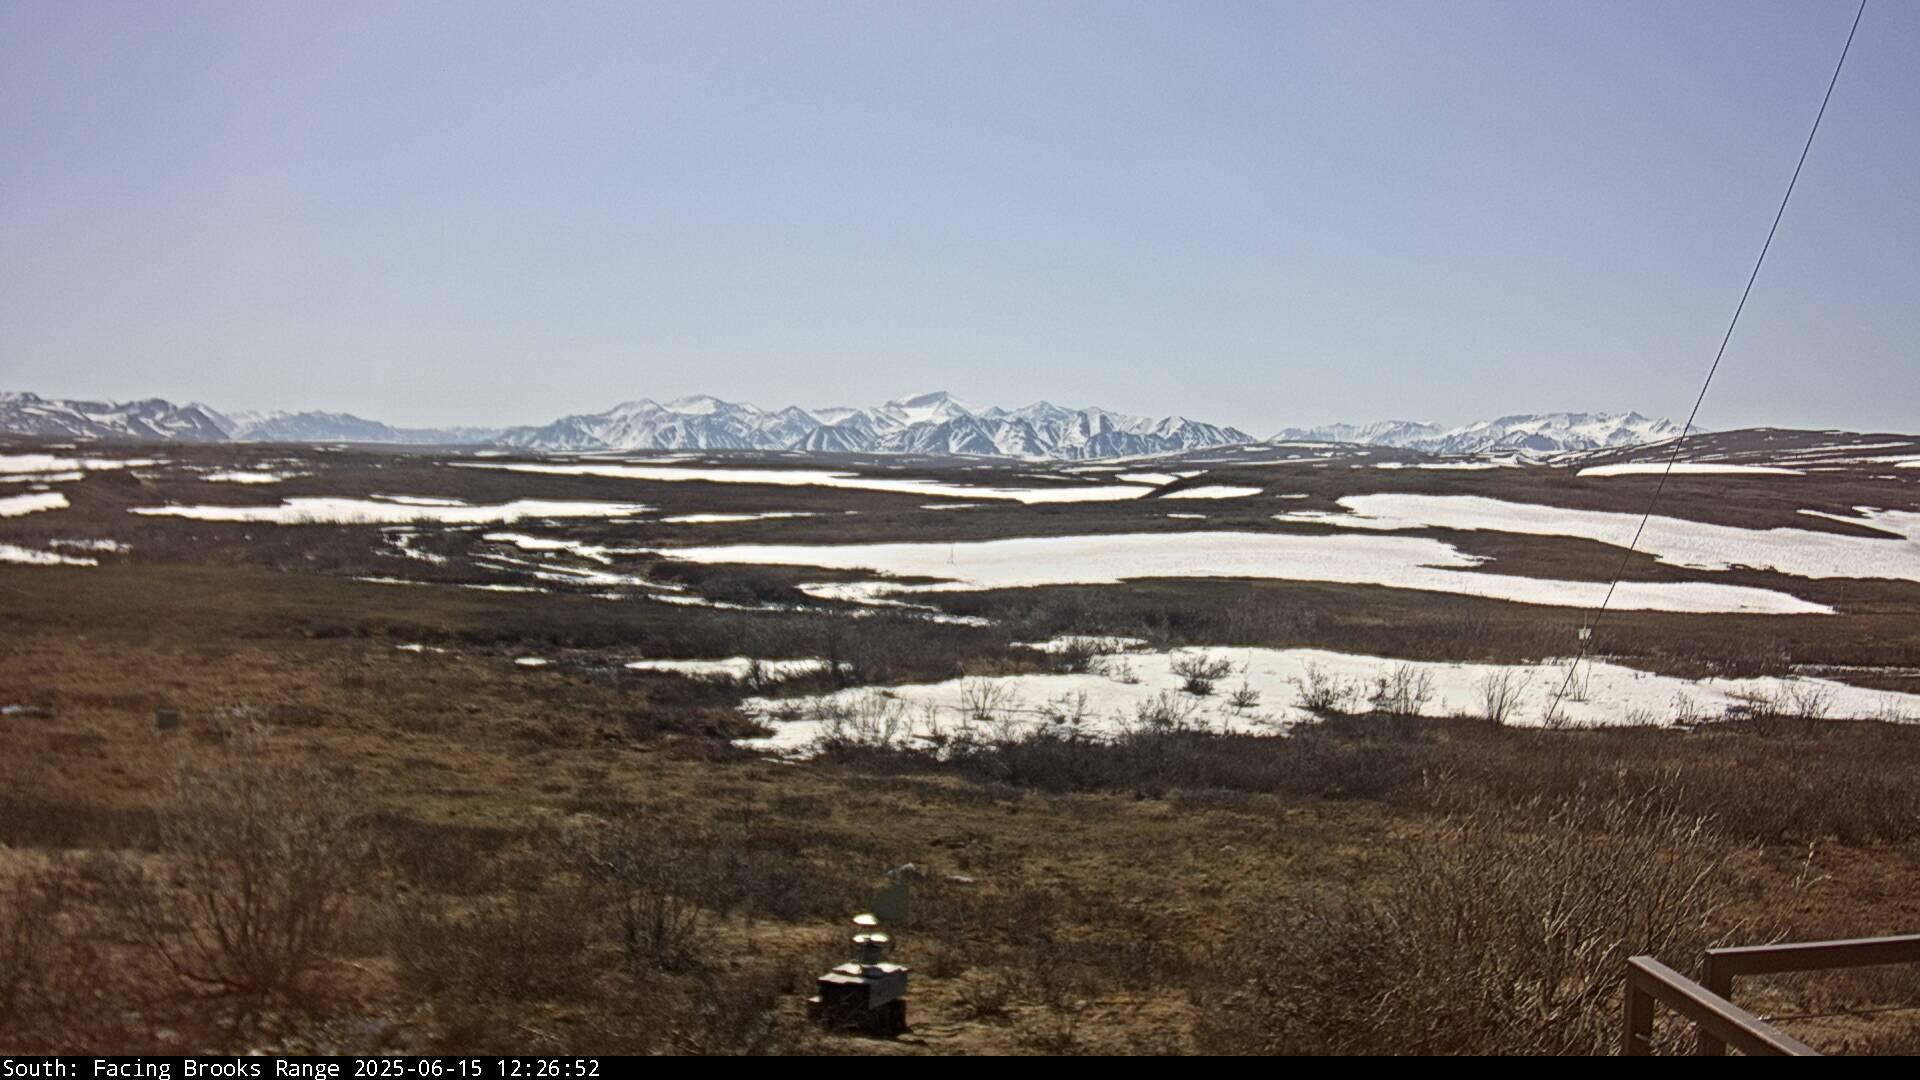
[2,1,1914,434]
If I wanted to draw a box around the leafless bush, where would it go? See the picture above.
[1018,1006,1085,1054]
[1130,691,1205,733]
[0,860,93,1038]
[1722,687,1815,735]
[391,875,595,1001]
[1225,681,1262,711]
[1368,663,1435,716]
[1783,682,1835,722]
[739,657,773,692]
[650,965,801,1055]
[120,755,368,1002]
[1039,690,1095,731]
[954,967,1018,1020]
[570,816,715,975]
[367,813,514,895]
[1620,706,1662,727]
[811,692,917,753]
[1290,663,1359,714]
[1206,788,1738,1054]
[1048,637,1111,674]
[1873,697,1918,725]
[960,678,1020,727]
[1170,653,1234,696]
[1092,654,1139,684]
[1475,668,1527,727]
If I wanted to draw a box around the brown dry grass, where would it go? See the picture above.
[3,438,1919,1053]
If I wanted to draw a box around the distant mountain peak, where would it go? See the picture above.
[891,389,964,406]
[665,394,753,415]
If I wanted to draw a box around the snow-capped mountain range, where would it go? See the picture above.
[3,389,1688,460]
[495,391,1254,460]
[1271,412,1688,455]
[0,391,230,442]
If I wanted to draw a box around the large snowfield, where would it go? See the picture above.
[738,644,1920,753]
[130,496,654,525]
[0,491,70,517]
[1273,494,1920,583]
[657,530,1831,614]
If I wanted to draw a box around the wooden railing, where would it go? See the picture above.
[1623,933,1920,1055]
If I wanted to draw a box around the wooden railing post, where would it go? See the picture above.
[1696,952,1730,1056]
[1624,970,1656,1055]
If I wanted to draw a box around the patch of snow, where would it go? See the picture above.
[476,551,666,590]
[656,530,1829,615]
[385,531,451,565]
[49,538,128,553]
[372,494,470,506]
[452,462,1154,504]
[1013,635,1149,653]
[659,512,819,524]
[0,492,68,517]
[1275,494,1920,584]
[648,593,796,612]
[624,657,834,680]
[130,497,651,525]
[514,657,550,667]
[0,454,160,474]
[1375,460,1516,471]
[0,543,96,566]
[481,532,642,564]
[203,470,308,484]
[1161,485,1263,500]
[738,647,1920,753]
[1577,463,1805,478]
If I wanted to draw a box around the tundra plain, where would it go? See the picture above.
[4,427,1920,1054]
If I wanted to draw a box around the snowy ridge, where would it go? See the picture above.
[1272,412,1689,455]
[497,390,1256,460]
[0,392,228,442]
